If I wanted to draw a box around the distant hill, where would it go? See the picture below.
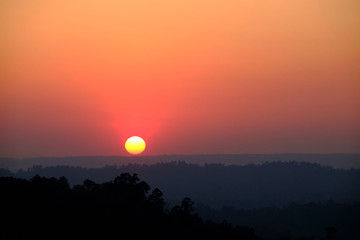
[2,161,360,209]
[1,153,360,171]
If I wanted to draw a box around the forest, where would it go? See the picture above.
[1,174,260,240]
[1,161,359,239]
[2,161,359,209]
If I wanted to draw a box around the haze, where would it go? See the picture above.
[1,0,359,158]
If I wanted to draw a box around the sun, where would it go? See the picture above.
[125,136,146,155]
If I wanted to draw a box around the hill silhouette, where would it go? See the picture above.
[1,163,359,239]
[3,161,360,209]
[1,174,260,240]
[1,154,359,172]
[197,200,360,240]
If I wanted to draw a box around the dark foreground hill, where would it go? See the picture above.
[1,168,359,239]
[3,161,360,209]
[1,174,260,240]
[197,201,360,240]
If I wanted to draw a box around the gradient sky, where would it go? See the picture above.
[1,0,359,157]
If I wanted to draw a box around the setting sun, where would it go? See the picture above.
[125,136,146,155]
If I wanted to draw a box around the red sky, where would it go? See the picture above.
[1,0,359,157]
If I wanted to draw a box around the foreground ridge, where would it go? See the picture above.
[1,174,261,240]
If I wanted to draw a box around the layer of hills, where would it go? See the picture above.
[2,161,359,209]
[1,162,359,239]
[1,153,360,172]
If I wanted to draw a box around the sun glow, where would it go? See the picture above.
[125,136,146,155]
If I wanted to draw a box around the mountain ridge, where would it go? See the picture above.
[1,153,360,171]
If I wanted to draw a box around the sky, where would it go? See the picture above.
[1,0,359,158]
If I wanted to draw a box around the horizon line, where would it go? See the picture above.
[1,152,360,160]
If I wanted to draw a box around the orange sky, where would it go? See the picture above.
[1,0,359,157]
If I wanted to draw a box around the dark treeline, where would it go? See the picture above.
[1,166,359,239]
[1,174,260,240]
[2,161,360,209]
[197,201,360,240]
[2,162,360,239]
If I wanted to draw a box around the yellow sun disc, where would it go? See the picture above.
[125,136,146,155]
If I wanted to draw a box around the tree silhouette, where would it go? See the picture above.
[325,227,336,240]
[0,175,262,240]
[181,197,195,214]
